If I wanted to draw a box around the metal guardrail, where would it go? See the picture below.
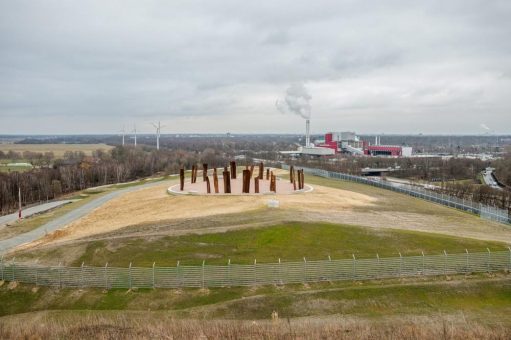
[0,250,509,289]
[279,164,510,225]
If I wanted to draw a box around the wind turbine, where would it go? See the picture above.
[151,121,165,150]
[119,125,126,146]
[132,125,137,147]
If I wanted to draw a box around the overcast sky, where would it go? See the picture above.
[0,1,510,135]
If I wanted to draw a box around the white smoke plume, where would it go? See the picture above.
[275,83,312,119]
[480,123,491,131]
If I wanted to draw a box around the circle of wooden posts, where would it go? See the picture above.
[178,161,305,194]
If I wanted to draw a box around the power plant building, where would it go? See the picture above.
[316,132,412,157]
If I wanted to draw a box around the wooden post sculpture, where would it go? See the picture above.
[297,169,302,190]
[293,177,297,191]
[301,170,305,190]
[213,168,219,193]
[254,177,259,193]
[202,163,208,181]
[242,169,250,193]
[191,165,195,183]
[206,176,211,194]
[290,166,294,183]
[223,170,231,193]
[270,172,276,192]
[259,162,264,180]
[230,161,236,179]
[249,164,254,178]
[266,168,270,180]
[179,168,185,191]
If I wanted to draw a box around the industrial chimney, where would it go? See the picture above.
[305,119,310,147]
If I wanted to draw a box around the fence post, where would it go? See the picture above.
[0,255,4,281]
[376,254,380,279]
[227,259,231,286]
[399,252,402,278]
[128,262,132,289]
[202,260,205,288]
[443,250,447,276]
[177,261,181,287]
[327,255,331,281]
[465,249,469,274]
[12,257,15,282]
[254,259,257,286]
[421,251,425,275]
[508,247,511,272]
[487,248,491,273]
[104,262,108,290]
[278,258,281,284]
[303,257,307,284]
[352,254,356,281]
[152,262,156,289]
[58,262,62,288]
[81,262,84,288]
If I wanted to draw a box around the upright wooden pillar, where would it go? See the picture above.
[242,170,250,193]
[293,177,297,191]
[179,168,185,191]
[202,164,208,182]
[297,169,302,190]
[254,177,259,193]
[191,165,195,183]
[249,164,254,178]
[206,177,211,194]
[213,168,219,193]
[230,161,236,179]
[223,170,231,193]
[266,168,270,180]
[258,162,264,180]
[290,166,294,183]
[301,170,305,190]
[270,172,276,192]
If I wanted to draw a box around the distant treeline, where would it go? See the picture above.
[0,146,228,215]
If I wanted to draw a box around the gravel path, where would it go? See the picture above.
[0,200,77,228]
[0,180,170,254]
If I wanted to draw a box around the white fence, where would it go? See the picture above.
[280,164,510,225]
[0,250,509,289]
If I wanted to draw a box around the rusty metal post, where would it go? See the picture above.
[290,165,294,183]
[297,169,302,189]
[266,168,270,180]
[213,168,219,193]
[230,161,236,179]
[293,178,297,191]
[254,177,259,193]
[259,162,264,180]
[223,170,231,193]
[242,169,250,193]
[249,164,254,178]
[179,168,185,191]
[206,176,211,194]
[301,170,305,189]
[202,163,208,181]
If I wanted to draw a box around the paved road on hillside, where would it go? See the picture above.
[0,180,171,255]
[0,200,77,228]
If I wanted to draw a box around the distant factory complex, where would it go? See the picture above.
[282,124,412,158]
[316,132,412,157]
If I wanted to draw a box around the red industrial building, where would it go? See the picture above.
[316,132,412,157]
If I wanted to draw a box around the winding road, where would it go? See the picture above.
[0,180,171,255]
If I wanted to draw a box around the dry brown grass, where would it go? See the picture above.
[0,311,509,339]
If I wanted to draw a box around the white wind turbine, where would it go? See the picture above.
[151,121,165,150]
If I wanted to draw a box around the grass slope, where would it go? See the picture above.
[0,275,509,321]
[65,222,506,267]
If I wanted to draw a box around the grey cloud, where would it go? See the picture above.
[0,0,510,134]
